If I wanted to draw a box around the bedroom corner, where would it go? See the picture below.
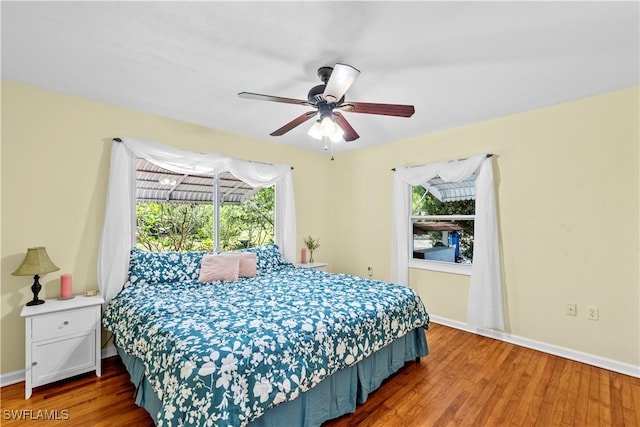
[0,81,336,380]
[328,87,640,374]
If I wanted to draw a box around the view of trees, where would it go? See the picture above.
[136,202,213,251]
[136,187,274,252]
[219,187,275,250]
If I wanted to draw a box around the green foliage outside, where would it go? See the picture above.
[412,186,475,261]
[136,187,274,252]
[412,186,475,216]
[136,202,213,251]
[219,186,275,250]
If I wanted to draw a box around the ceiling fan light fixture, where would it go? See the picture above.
[320,115,335,135]
[307,121,323,140]
[330,125,344,143]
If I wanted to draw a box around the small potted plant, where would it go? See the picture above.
[303,236,320,263]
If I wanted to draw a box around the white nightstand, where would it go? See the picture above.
[20,294,104,399]
[295,262,328,272]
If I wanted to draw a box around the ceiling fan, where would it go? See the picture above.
[238,63,415,143]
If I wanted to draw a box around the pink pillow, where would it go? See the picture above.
[198,254,239,282]
[221,252,257,278]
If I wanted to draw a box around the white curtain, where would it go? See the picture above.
[391,154,504,331]
[97,138,296,303]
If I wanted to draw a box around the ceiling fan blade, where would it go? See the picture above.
[270,111,318,136]
[238,92,314,107]
[334,112,359,142]
[340,101,415,117]
[323,63,360,103]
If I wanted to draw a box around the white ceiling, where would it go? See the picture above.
[2,1,638,154]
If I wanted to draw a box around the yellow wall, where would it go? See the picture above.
[2,81,638,374]
[328,87,639,366]
[0,81,334,374]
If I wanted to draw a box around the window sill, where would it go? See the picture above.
[409,259,472,276]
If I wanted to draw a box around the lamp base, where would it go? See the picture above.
[27,274,45,306]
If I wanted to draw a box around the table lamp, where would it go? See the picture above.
[12,247,60,306]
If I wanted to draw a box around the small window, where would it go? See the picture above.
[410,174,476,274]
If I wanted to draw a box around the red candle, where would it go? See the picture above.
[60,274,72,299]
[301,248,307,264]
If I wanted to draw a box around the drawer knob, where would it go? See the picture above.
[63,321,69,326]
[31,361,37,367]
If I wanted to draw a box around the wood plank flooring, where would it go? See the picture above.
[1,323,638,426]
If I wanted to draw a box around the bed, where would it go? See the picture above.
[103,245,429,426]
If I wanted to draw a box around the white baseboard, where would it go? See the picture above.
[429,315,640,379]
[0,370,25,388]
[0,344,119,388]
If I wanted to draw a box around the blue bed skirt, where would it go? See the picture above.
[118,327,428,426]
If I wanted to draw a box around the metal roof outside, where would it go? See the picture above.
[424,173,477,202]
[136,158,260,204]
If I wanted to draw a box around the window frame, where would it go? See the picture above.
[135,168,276,252]
[409,201,475,276]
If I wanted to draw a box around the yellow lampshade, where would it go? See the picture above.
[12,247,59,276]
[13,247,60,306]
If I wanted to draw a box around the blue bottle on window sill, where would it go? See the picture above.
[449,231,460,260]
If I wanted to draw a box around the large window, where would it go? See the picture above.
[410,173,476,275]
[135,158,274,252]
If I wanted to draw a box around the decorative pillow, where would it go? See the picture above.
[220,252,257,278]
[198,254,240,282]
[242,244,290,273]
[128,248,208,285]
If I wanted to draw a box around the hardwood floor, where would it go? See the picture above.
[2,323,639,426]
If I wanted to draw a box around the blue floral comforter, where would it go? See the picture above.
[103,265,429,427]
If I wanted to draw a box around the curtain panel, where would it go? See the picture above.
[97,138,296,303]
[391,154,504,331]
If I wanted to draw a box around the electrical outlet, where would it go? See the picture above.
[587,306,599,320]
[566,303,577,316]
[367,266,373,277]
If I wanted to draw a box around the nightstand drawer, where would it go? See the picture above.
[31,307,96,340]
